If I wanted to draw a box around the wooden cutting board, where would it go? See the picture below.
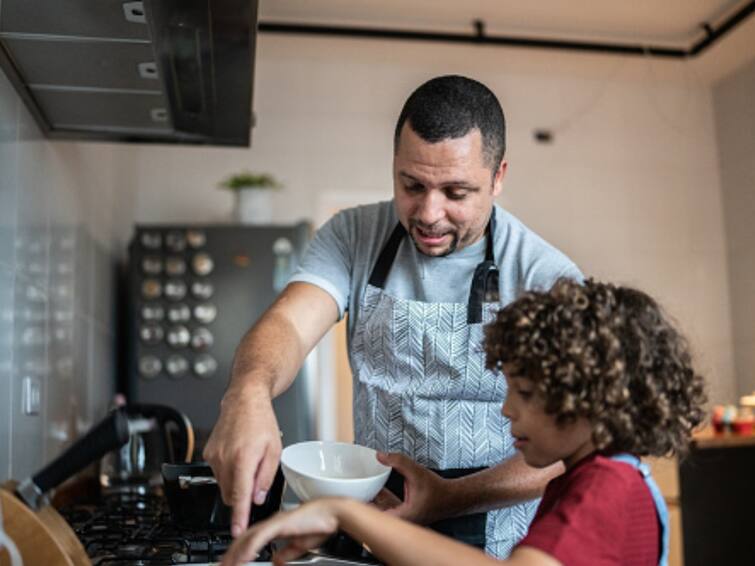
[0,482,90,566]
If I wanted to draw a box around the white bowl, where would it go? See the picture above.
[280,441,391,502]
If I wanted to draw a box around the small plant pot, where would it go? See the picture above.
[235,187,273,224]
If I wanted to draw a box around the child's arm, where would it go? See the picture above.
[376,452,563,523]
[220,498,561,566]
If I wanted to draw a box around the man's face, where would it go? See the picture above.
[393,124,506,257]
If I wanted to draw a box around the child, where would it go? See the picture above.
[221,278,706,566]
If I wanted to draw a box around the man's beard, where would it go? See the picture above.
[408,220,459,257]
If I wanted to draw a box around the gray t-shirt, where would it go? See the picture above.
[290,200,582,337]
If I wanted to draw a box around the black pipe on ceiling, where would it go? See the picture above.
[690,0,755,55]
[258,0,755,59]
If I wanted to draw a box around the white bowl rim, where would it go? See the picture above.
[281,440,391,484]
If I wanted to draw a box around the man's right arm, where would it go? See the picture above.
[203,281,340,537]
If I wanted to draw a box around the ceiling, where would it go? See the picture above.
[258,0,755,81]
[259,0,742,45]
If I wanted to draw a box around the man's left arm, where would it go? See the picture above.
[374,452,564,524]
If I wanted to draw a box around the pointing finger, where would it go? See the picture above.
[230,458,258,537]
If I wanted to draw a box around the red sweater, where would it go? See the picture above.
[517,453,660,565]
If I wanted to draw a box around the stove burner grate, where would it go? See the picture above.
[60,492,271,565]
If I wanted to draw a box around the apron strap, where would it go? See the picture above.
[610,454,670,566]
[368,222,407,288]
[467,209,499,324]
[367,209,500,324]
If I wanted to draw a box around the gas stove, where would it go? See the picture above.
[60,491,245,564]
[59,491,380,566]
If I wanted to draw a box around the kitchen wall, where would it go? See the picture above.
[714,56,755,398]
[124,33,739,408]
[0,71,138,480]
[2,31,749,480]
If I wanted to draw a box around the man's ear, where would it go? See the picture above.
[493,159,508,197]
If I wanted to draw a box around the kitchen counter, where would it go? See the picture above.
[691,426,755,448]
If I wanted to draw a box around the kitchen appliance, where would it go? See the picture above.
[100,404,195,494]
[0,407,377,565]
[0,410,133,566]
[58,489,381,564]
[0,0,259,146]
[59,491,259,565]
[125,223,317,453]
[161,462,285,530]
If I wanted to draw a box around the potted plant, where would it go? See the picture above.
[218,171,281,224]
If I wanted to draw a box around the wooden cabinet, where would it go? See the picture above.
[646,456,683,566]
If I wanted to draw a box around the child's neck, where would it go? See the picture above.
[563,442,598,470]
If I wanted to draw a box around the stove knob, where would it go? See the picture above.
[141,256,163,275]
[191,253,214,276]
[193,303,217,324]
[193,354,218,378]
[141,279,162,299]
[140,303,164,322]
[167,303,191,323]
[166,325,191,348]
[165,256,187,276]
[139,231,162,250]
[164,279,187,301]
[191,281,214,300]
[138,355,162,379]
[165,230,187,252]
[186,229,207,249]
[191,327,214,351]
[139,323,164,345]
[166,355,189,378]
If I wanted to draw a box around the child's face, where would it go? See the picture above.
[502,365,596,470]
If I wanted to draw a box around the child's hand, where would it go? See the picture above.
[375,452,449,525]
[220,499,341,566]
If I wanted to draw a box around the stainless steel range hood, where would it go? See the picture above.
[0,0,258,146]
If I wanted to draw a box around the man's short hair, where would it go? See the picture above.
[393,75,506,173]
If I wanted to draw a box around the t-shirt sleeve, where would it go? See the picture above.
[517,468,628,566]
[288,210,354,319]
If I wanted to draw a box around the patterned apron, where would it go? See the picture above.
[350,210,538,557]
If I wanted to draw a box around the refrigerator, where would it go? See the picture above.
[125,223,316,453]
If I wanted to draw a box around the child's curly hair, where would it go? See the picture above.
[485,278,707,457]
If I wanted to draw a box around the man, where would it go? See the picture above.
[204,75,582,557]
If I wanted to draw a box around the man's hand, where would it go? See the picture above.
[204,283,340,539]
[220,500,341,566]
[373,452,452,525]
[203,386,282,538]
